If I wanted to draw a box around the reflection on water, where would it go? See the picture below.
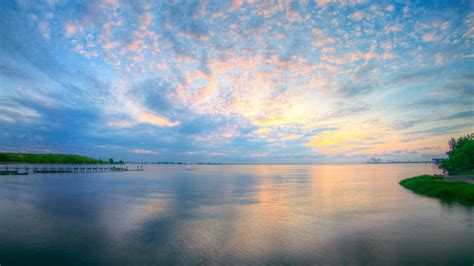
[0,164,472,265]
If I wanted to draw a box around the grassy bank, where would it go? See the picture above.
[400,175,474,205]
[0,153,111,164]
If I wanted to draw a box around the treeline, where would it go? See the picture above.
[0,153,123,164]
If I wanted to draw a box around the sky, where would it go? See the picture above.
[0,0,473,163]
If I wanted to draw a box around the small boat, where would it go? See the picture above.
[186,162,195,171]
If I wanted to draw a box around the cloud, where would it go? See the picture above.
[38,20,50,40]
[391,67,444,85]
[0,104,41,119]
[316,0,334,6]
[313,37,336,47]
[463,12,474,38]
[282,134,303,141]
[349,11,364,21]
[422,33,437,42]
[65,21,81,36]
[408,125,468,137]
[256,126,274,134]
[384,24,402,32]
[442,111,474,120]
[0,114,14,123]
[135,111,179,127]
[338,83,375,97]
[0,62,34,81]
[250,152,269,158]
[392,119,423,130]
[0,0,472,162]
[229,0,243,11]
[107,120,135,128]
[130,149,159,155]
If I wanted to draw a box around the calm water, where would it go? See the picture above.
[0,164,472,265]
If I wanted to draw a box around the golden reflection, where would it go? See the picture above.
[221,165,312,259]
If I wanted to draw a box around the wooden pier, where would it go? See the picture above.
[0,164,144,175]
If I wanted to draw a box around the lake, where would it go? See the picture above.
[0,164,472,265]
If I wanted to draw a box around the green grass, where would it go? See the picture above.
[0,153,106,164]
[400,175,474,206]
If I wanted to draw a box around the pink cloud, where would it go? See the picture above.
[386,5,395,12]
[422,33,436,42]
[349,11,364,21]
[65,21,79,36]
[137,111,179,127]
[316,0,334,7]
[127,39,142,52]
[229,0,243,11]
[313,37,336,47]
[380,52,396,60]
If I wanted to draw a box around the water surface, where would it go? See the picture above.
[0,164,472,265]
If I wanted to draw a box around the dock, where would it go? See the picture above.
[0,164,144,175]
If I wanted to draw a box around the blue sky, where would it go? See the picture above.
[0,0,473,163]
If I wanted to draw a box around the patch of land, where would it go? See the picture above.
[400,175,474,206]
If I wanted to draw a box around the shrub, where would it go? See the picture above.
[439,134,474,175]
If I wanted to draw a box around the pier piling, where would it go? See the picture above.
[0,164,143,175]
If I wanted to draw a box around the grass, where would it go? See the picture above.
[400,175,474,206]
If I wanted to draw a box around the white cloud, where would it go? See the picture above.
[0,115,14,123]
[130,149,159,155]
[434,53,444,65]
[384,24,402,32]
[0,105,40,118]
[38,21,50,40]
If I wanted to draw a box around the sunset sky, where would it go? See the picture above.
[0,0,473,163]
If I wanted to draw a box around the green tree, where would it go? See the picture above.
[439,134,474,175]
[0,153,104,164]
[109,158,114,164]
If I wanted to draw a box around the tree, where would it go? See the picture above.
[439,134,474,175]
[0,153,103,164]
[109,158,114,164]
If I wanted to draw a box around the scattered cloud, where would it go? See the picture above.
[0,0,471,162]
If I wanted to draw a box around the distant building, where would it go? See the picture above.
[366,157,382,164]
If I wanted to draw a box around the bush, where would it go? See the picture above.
[439,134,474,175]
